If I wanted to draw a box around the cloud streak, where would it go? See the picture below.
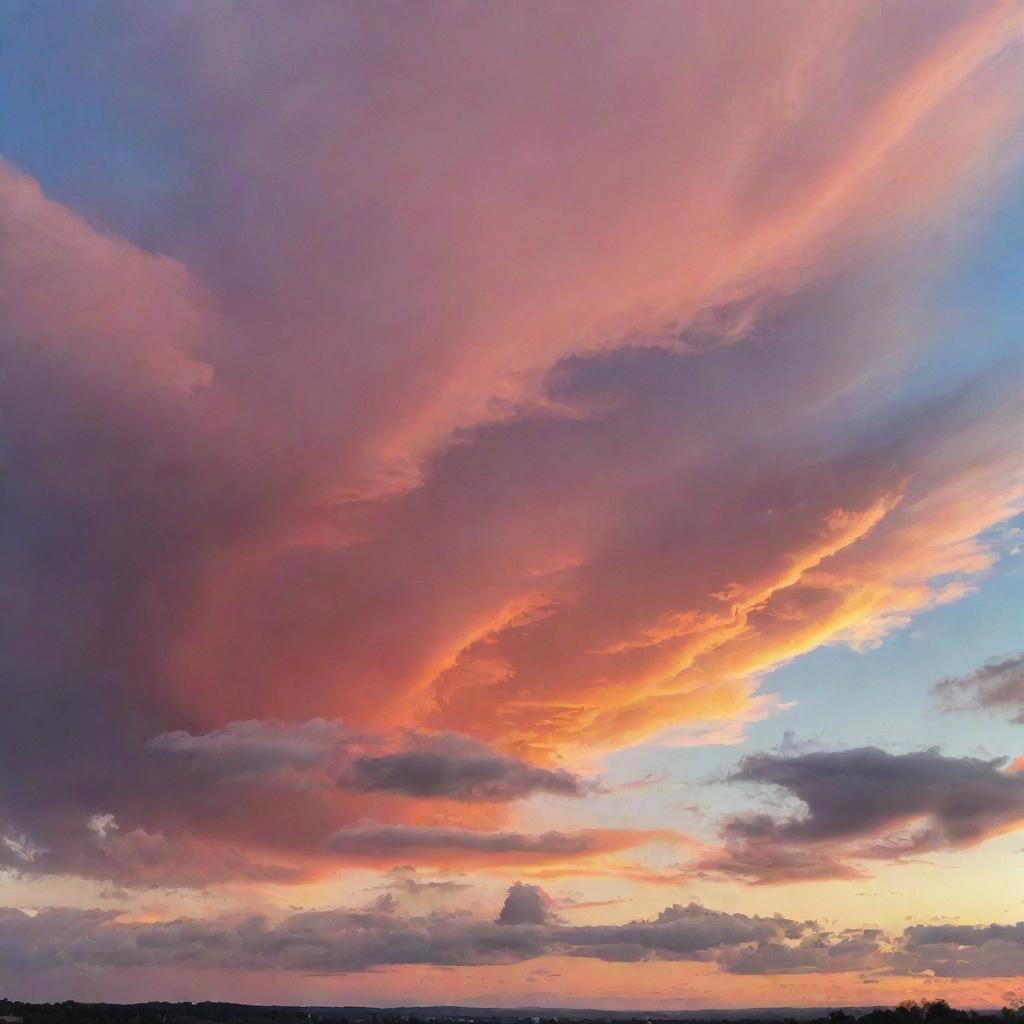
[327,826,673,868]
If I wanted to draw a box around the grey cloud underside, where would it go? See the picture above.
[0,899,845,976]
[0,822,641,891]
[729,747,1024,846]
[933,653,1024,724]
[327,825,616,856]
[149,721,589,800]
[496,883,557,925]
[0,890,1015,979]
[702,747,1024,885]
[0,724,633,888]
[894,922,1024,979]
[348,749,585,801]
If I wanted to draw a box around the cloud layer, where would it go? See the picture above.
[0,886,1017,983]
[0,0,1023,923]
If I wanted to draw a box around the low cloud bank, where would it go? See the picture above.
[0,886,1017,980]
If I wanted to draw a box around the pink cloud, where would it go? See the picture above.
[0,1,1022,898]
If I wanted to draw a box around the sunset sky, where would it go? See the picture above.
[2,0,1024,1010]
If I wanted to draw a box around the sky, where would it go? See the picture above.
[1,0,1024,1010]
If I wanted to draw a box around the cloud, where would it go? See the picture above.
[0,824,307,890]
[150,720,588,800]
[730,747,1024,846]
[148,719,352,783]
[702,747,1024,884]
[346,732,588,801]
[895,922,1024,978]
[696,840,865,887]
[361,869,478,918]
[327,826,671,867]
[722,930,889,975]
[0,890,839,977]
[497,883,558,926]
[0,714,603,885]
[0,1,1023,889]
[933,654,1024,723]
[148,720,589,798]
[2,887,1015,982]
[148,716,589,794]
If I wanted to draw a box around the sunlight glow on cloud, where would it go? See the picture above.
[1,0,1024,1005]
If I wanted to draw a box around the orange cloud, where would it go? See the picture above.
[1,0,1023,899]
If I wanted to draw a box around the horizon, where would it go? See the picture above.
[0,998,1019,1017]
[0,0,1023,1011]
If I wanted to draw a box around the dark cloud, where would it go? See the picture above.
[895,922,1024,978]
[730,747,1024,846]
[346,732,587,801]
[327,825,663,864]
[497,883,557,926]
[0,890,833,977]
[702,747,1024,884]
[3,883,1024,985]
[550,902,814,964]
[933,654,1024,724]
[150,721,587,801]
[6,887,1008,981]
[722,930,888,975]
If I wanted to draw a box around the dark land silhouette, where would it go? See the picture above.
[0,999,1022,1024]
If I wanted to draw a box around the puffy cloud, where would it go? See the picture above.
[552,902,814,964]
[722,930,889,975]
[702,747,1024,884]
[896,922,1024,978]
[3,888,1014,981]
[934,654,1024,724]
[0,890,839,976]
[497,883,558,926]
[149,719,586,802]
